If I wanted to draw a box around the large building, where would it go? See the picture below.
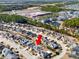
[25,11,52,19]
[13,7,52,19]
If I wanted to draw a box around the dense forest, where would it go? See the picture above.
[0,14,27,23]
[64,18,79,28]
[41,5,64,12]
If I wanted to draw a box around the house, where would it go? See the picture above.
[43,37,49,44]
[0,43,5,53]
[49,42,59,49]
[57,16,68,21]
[2,48,18,59]
[33,46,42,52]
[15,28,21,32]
[52,21,60,27]
[70,46,79,58]
[44,18,52,24]
[4,53,18,59]
[41,51,52,59]
[75,29,79,35]
[2,48,11,56]
[27,32,32,36]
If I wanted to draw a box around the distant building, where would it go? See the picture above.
[25,11,52,19]
[13,7,52,20]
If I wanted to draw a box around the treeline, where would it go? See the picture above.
[0,14,74,36]
[0,14,27,23]
[41,5,63,12]
[0,14,79,40]
[0,14,58,31]
[41,5,76,12]
[26,19,69,34]
[0,4,34,11]
[64,18,79,28]
[26,18,79,40]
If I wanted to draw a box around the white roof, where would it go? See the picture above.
[46,50,52,53]
[28,11,51,17]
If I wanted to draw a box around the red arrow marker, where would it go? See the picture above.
[35,34,42,45]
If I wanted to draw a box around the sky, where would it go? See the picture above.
[0,0,78,3]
